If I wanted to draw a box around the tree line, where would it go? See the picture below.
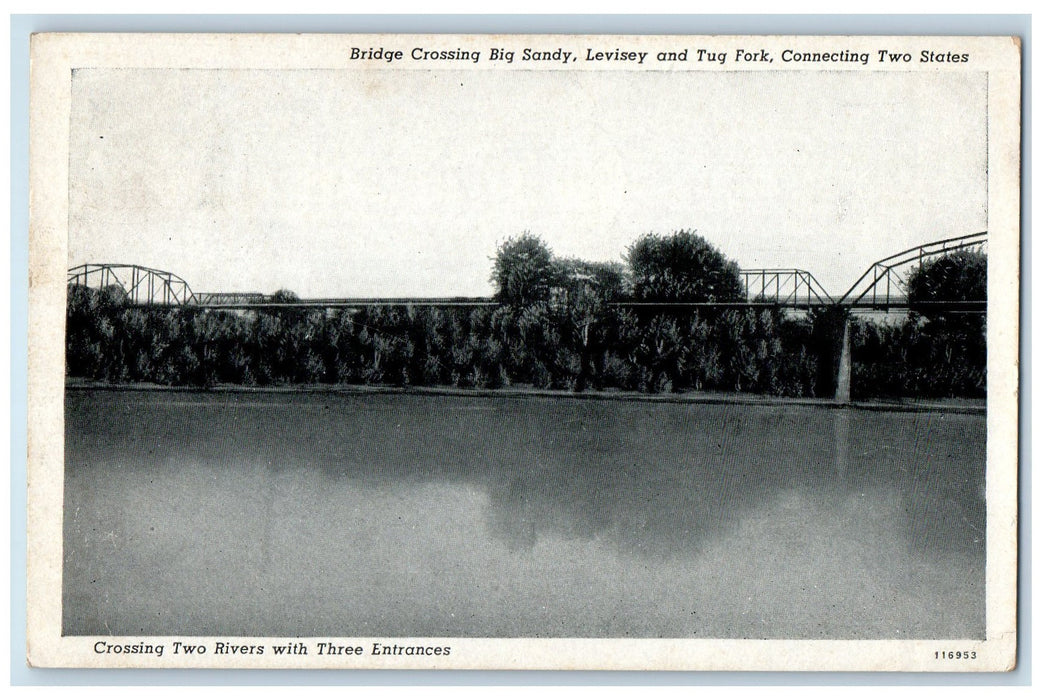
[65,231,986,399]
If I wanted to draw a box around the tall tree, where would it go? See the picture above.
[491,233,559,307]
[552,258,631,391]
[906,249,986,316]
[905,249,987,397]
[626,230,744,303]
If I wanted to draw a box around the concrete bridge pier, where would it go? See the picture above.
[834,316,852,404]
[811,306,852,403]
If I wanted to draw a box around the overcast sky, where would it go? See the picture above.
[68,68,987,298]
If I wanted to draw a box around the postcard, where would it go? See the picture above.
[27,33,1020,670]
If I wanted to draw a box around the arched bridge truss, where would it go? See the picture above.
[837,232,987,312]
[67,232,987,312]
[67,264,198,306]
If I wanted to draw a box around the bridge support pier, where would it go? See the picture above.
[811,306,851,402]
[834,316,851,403]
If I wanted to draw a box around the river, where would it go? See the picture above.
[63,389,985,639]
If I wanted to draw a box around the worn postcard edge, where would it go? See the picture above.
[25,32,1022,671]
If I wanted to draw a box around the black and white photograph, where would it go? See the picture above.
[26,33,1020,670]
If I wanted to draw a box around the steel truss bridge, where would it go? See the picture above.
[67,232,987,313]
[67,263,197,306]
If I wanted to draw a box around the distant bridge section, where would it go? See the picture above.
[740,269,834,307]
[192,292,269,306]
[189,297,498,310]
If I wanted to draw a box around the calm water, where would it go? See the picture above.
[63,389,985,639]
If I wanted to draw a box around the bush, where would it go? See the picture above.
[848,250,987,399]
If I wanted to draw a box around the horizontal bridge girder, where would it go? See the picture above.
[186,299,500,310]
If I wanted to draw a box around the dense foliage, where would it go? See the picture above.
[907,250,987,315]
[849,248,987,399]
[66,234,986,399]
[66,286,827,395]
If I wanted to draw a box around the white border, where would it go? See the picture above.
[25,31,1021,673]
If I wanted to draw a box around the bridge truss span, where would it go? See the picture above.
[739,268,834,308]
[838,231,987,311]
[67,263,198,306]
[192,292,269,306]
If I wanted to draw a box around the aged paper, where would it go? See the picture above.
[28,33,1020,670]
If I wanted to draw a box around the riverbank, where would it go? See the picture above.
[64,377,986,415]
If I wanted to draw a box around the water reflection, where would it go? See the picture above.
[834,408,849,482]
[64,390,985,638]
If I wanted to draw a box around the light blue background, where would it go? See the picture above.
[9,13,1031,686]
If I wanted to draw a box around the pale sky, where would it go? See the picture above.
[68,68,987,298]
